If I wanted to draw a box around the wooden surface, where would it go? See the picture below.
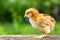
[0,35,60,40]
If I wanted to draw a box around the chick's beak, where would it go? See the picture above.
[24,14,26,17]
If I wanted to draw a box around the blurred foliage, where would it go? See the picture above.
[0,0,60,34]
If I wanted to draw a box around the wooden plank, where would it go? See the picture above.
[0,35,60,40]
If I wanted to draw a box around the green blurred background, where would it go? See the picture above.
[0,0,60,34]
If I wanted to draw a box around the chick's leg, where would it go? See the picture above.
[43,26,50,34]
[33,26,50,38]
[38,27,50,38]
[41,26,50,37]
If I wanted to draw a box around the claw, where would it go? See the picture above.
[33,34,47,38]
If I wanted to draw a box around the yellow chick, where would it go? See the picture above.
[24,8,56,38]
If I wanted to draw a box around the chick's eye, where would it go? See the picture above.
[27,12,30,14]
[27,12,32,14]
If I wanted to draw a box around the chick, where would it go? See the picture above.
[24,8,56,38]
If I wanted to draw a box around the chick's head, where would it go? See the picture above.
[24,8,40,18]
